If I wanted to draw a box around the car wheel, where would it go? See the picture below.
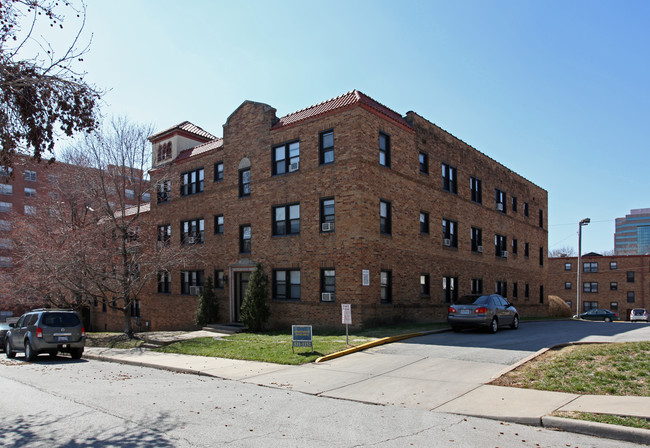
[5,339,15,359]
[489,317,498,334]
[70,348,83,360]
[510,315,519,330]
[24,339,37,362]
[604,317,612,322]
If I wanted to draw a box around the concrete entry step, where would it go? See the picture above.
[203,323,247,334]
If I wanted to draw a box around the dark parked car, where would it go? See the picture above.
[5,309,85,361]
[579,309,618,322]
[0,322,10,352]
[448,294,519,333]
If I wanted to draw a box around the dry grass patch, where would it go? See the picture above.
[493,342,650,396]
[86,332,144,349]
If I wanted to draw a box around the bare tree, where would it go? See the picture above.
[1,0,101,168]
[7,118,199,336]
[548,246,577,258]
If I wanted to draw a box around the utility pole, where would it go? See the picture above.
[577,218,590,316]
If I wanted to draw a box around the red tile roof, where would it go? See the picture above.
[149,121,217,141]
[175,138,223,163]
[271,90,413,131]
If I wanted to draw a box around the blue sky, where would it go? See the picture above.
[48,0,649,253]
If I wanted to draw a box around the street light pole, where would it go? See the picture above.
[577,218,590,317]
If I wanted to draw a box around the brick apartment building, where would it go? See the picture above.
[142,90,548,331]
[0,156,149,320]
[548,253,649,320]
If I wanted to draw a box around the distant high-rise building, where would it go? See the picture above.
[615,208,650,255]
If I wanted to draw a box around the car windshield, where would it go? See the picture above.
[454,295,489,305]
[42,312,80,327]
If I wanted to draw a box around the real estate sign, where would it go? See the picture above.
[292,325,313,352]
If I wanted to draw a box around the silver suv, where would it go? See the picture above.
[5,309,86,361]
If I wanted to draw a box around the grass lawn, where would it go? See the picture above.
[154,321,451,365]
[493,341,650,430]
[492,341,650,396]
[552,411,650,430]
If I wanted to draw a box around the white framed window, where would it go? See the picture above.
[24,205,36,215]
[321,269,335,301]
[157,271,171,293]
[380,270,392,303]
[442,163,457,193]
[180,270,204,295]
[495,189,506,213]
[442,218,458,247]
[379,133,390,167]
[0,202,11,213]
[470,177,482,203]
[0,184,12,195]
[24,170,37,182]
[181,218,205,244]
[25,187,36,198]
[320,131,334,165]
[273,269,301,300]
[495,234,508,257]
[180,168,204,196]
[273,141,300,175]
[273,203,300,236]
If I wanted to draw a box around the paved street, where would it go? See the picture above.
[0,355,642,448]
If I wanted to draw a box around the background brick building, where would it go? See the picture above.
[0,156,149,321]
[548,253,649,320]
[143,90,548,331]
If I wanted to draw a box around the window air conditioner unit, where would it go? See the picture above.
[186,236,196,244]
[321,222,334,232]
[443,238,451,247]
[477,245,483,253]
[321,292,334,302]
[496,203,504,211]
[289,162,300,172]
[189,286,203,296]
[502,251,508,258]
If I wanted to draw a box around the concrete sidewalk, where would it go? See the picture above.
[83,344,650,445]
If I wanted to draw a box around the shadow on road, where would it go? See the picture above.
[0,412,179,448]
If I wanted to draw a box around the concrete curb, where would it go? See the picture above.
[314,328,449,363]
[83,351,220,379]
[490,347,551,380]
[542,416,650,445]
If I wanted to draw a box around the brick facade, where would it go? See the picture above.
[142,91,548,331]
[548,254,649,319]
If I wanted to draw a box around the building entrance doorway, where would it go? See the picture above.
[232,271,251,322]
